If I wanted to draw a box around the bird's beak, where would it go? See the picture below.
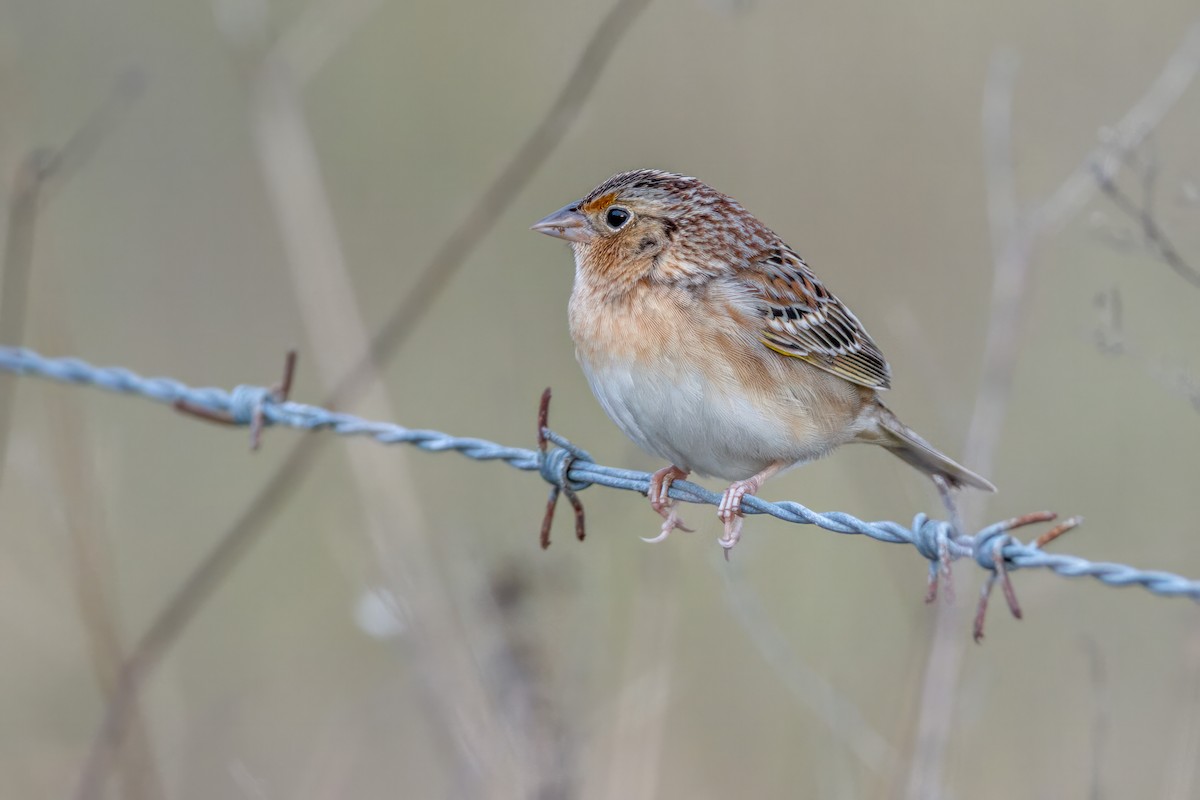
[530,203,594,243]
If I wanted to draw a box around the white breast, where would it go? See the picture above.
[581,350,858,480]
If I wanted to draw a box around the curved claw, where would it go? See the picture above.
[717,482,751,550]
[718,511,744,562]
[718,514,744,551]
[642,507,692,543]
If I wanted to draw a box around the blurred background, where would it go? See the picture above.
[1,0,1199,798]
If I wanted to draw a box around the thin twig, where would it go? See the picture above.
[905,24,1200,797]
[72,424,321,800]
[0,71,143,488]
[1164,628,1200,799]
[1093,166,1200,289]
[1085,637,1110,800]
[327,0,651,413]
[70,3,649,796]
[904,49,1024,800]
[1093,286,1200,413]
[482,563,579,799]
[242,1,639,788]
[0,74,145,799]
[966,48,1026,492]
[46,341,165,800]
[1036,22,1200,231]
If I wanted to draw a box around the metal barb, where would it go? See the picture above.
[536,387,587,548]
[1001,510,1059,531]
[971,512,1062,640]
[564,483,586,542]
[250,350,297,450]
[536,387,551,452]
[540,486,559,550]
[173,349,297,451]
[1035,516,1084,549]
[995,539,1023,621]
[170,399,234,426]
[537,389,555,549]
[973,576,994,643]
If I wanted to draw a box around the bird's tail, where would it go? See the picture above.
[860,404,996,492]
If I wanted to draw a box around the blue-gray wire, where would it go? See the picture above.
[1,345,1197,602]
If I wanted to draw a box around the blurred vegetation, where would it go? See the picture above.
[1,1,1198,798]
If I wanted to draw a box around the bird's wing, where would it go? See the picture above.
[741,246,892,390]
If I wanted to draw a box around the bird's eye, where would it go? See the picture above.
[605,207,631,229]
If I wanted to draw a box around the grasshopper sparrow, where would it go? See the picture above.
[533,169,993,551]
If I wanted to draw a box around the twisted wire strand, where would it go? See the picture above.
[2,345,1198,602]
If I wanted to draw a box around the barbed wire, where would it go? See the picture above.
[2,345,1198,637]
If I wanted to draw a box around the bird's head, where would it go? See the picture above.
[532,169,765,289]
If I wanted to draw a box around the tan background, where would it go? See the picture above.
[1,0,1198,798]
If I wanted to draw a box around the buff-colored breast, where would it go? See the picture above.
[568,274,875,480]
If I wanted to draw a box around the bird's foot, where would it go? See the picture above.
[716,463,785,557]
[648,465,689,515]
[717,479,758,553]
[643,465,692,543]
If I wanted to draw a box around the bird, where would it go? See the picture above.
[531,169,994,552]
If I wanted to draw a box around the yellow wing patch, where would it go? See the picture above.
[761,335,891,389]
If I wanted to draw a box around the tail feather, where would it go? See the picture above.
[864,404,996,492]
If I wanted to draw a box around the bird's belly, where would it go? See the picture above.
[578,355,839,481]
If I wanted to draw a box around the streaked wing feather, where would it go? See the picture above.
[748,247,892,389]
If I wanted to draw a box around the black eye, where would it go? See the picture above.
[605,207,630,229]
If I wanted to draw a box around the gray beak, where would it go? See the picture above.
[531,203,594,243]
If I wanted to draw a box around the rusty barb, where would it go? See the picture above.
[922,483,1085,642]
[537,388,588,548]
[968,511,1083,642]
[173,349,297,450]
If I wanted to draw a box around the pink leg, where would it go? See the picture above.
[643,465,692,543]
[717,462,785,552]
